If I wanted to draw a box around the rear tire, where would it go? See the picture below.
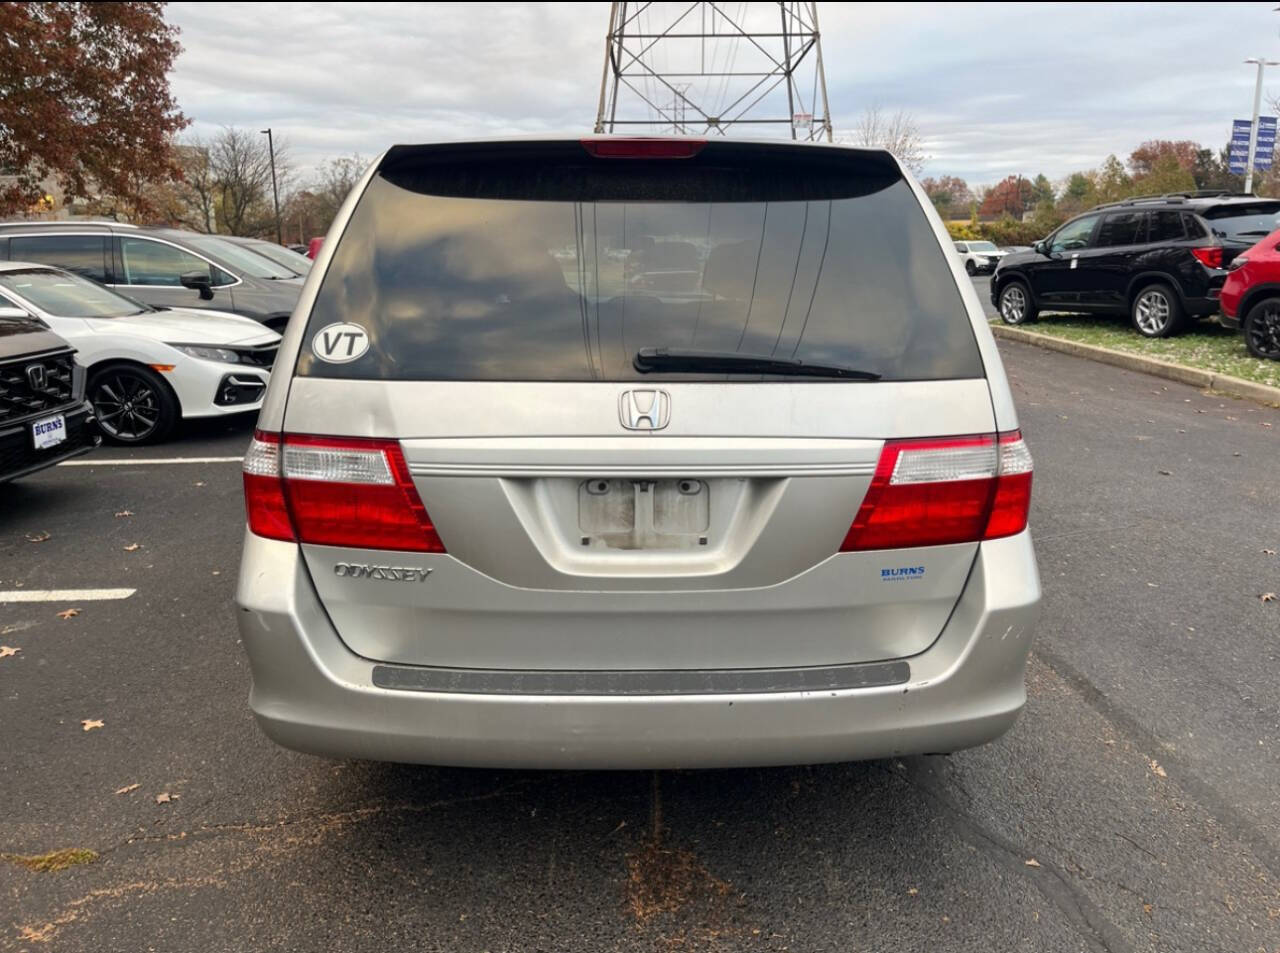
[965,260,977,277]
[997,280,1037,325]
[1130,283,1184,338]
[88,363,179,445]
[1243,297,1280,360]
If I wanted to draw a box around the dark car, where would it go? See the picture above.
[0,305,99,482]
[991,192,1280,337]
[222,235,313,276]
[0,222,303,332]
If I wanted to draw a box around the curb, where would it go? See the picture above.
[989,324,1280,409]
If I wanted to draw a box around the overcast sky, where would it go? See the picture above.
[168,1,1280,188]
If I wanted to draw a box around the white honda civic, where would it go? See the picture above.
[0,262,281,443]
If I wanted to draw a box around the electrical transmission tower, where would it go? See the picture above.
[593,2,833,142]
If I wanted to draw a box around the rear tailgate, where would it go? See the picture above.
[278,139,999,672]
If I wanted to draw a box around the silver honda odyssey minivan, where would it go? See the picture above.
[236,137,1041,769]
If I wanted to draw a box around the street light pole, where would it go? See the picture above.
[260,127,283,245]
[1243,58,1280,194]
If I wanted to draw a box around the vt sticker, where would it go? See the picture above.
[312,323,369,363]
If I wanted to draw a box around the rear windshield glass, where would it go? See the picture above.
[1202,202,1280,240]
[297,144,982,382]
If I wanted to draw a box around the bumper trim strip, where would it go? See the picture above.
[371,659,911,696]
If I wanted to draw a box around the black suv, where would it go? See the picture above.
[991,192,1280,337]
[0,307,99,482]
[0,222,303,331]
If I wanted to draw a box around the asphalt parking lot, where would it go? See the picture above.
[4,309,1280,951]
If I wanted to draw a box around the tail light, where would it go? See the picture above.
[1191,247,1223,268]
[243,431,445,552]
[580,138,706,159]
[839,431,1032,552]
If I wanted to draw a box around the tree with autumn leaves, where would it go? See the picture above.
[0,1,188,218]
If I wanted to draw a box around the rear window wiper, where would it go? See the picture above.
[634,347,881,380]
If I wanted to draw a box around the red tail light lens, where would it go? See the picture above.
[243,431,445,552]
[243,431,293,541]
[580,138,706,159]
[839,431,1032,552]
[1191,247,1223,268]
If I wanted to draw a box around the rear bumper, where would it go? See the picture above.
[1185,294,1221,318]
[235,530,1041,769]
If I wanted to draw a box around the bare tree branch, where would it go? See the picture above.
[842,106,929,175]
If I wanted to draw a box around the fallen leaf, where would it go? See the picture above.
[122,543,141,552]
[211,570,221,576]
[154,792,179,804]
[114,783,139,795]
[114,509,134,518]
[1025,858,1041,868]
[907,887,919,896]
[0,645,18,659]
[1104,739,1116,746]
[1262,593,1277,603]
[81,719,104,732]
[1263,422,1273,428]
[1263,549,1277,556]
[24,531,50,543]
[1148,758,1167,778]
[193,481,206,487]
[1157,469,1171,476]
[57,608,79,620]
[1143,903,1153,916]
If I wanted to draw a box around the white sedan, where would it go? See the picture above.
[0,262,281,443]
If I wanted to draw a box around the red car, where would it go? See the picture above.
[306,236,325,260]
[1220,227,1280,359]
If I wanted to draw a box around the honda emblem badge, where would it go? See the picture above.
[25,363,47,391]
[618,389,671,431]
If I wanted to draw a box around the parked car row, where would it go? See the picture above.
[987,191,1280,358]
[0,222,305,331]
[0,224,306,477]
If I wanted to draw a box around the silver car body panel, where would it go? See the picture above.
[237,529,1040,769]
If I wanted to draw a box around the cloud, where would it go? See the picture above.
[168,1,1277,186]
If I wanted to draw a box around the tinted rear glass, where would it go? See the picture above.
[298,143,982,382]
[1202,201,1280,240]
[8,234,107,282]
[1147,211,1185,243]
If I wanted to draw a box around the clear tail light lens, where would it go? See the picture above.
[243,431,445,552]
[840,431,1032,551]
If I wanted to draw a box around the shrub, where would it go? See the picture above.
[945,221,982,241]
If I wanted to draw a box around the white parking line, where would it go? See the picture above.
[0,588,137,603]
[58,456,244,466]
